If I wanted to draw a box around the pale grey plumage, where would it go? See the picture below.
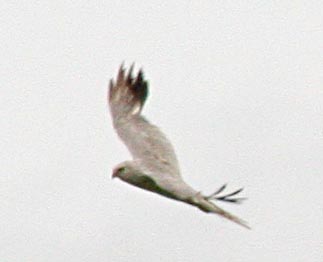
[109,64,250,229]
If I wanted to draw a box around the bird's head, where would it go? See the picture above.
[112,161,136,180]
[112,165,127,179]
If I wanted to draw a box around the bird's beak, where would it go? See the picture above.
[111,169,117,179]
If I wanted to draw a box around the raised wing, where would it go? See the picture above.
[109,65,181,177]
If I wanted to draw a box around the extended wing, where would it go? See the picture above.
[109,65,181,177]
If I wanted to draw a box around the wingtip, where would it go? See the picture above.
[119,61,125,70]
[108,79,114,100]
[137,68,144,81]
[109,79,114,88]
[109,63,149,117]
[136,70,143,84]
[127,63,135,84]
[117,63,125,84]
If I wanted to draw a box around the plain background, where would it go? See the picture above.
[1,1,322,261]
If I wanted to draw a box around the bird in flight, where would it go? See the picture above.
[108,64,250,229]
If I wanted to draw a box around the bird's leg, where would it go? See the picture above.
[205,184,247,204]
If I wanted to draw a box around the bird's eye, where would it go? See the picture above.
[118,167,126,173]
[112,166,127,178]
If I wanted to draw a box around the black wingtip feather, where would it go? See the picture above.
[133,70,148,107]
[109,63,149,117]
[108,79,114,100]
[117,65,125,86]
[126,63,135,85]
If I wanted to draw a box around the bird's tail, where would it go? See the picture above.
[196,197,250,229]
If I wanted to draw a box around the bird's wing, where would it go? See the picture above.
[109,65,181,177]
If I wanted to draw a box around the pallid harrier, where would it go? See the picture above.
[109,64,249,229]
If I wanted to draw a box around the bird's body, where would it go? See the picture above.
[109,64,250,229]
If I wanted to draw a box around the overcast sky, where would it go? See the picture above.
[1,1,323,261]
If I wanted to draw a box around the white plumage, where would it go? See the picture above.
[109,64,250,229]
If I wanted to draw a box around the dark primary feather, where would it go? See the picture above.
[109,64,181,177]
[109,65,148,119]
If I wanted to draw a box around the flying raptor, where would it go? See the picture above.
[108,64,250,229]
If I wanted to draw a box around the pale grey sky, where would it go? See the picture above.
[1,1,323,261]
